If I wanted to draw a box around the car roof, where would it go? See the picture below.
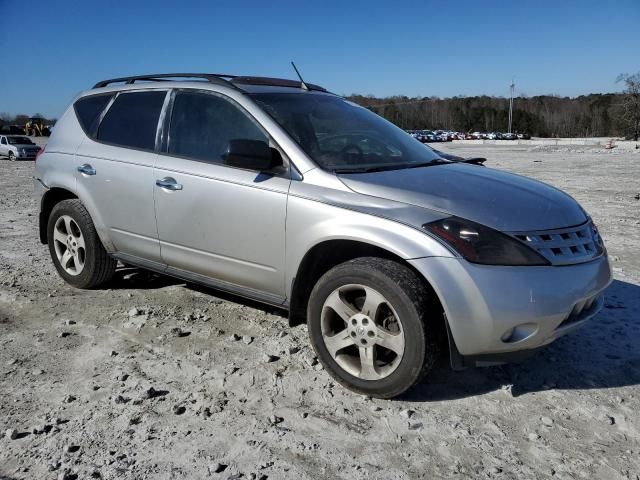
[90,73,329,95]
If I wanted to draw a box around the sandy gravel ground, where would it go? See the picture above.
[1,142,639,480]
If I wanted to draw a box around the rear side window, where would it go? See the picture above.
[97,91,166,151]
[168,91,267,164]
[74,94,113,135]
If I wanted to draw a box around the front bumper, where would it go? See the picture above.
[409,255,612,359]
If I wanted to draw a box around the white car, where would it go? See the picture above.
[0,135,41,160]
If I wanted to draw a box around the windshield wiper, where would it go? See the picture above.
[404,159,450,169]
[333,159,448,174]
[332,165,399,173]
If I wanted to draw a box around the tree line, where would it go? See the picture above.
[1,73,638,140]
[348,73,640,140]
[0,112,57,128]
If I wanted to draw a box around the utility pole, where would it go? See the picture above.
[508,78,515,134]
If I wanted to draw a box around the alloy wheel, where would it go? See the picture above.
[320,284,405,380]
[52,215,86,276]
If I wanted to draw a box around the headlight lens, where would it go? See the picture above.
[423,216,550,266]
[590,221,605,255]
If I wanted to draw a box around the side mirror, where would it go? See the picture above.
[223,139,282,171]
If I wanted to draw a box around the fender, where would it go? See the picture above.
[285,176,457,300]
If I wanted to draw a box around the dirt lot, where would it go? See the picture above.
[1,142,639,480]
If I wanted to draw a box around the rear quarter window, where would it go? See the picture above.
[97,91,167,151]
[74,94,113,136]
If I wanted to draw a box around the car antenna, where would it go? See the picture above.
[291,61,310,91]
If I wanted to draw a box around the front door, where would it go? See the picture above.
[153,90,289,302]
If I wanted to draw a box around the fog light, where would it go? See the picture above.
[500,328,515,342]
[500,323,538,343]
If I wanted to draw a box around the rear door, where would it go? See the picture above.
[0,136,7,156]
[153,89,289,302]
[75,90,168,266]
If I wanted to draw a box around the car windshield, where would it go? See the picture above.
[251,92,445,172]
[8,137,34,145]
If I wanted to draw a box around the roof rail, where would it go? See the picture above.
[93,73,328,92]
[93,73,237,89]
[231,76,327,92]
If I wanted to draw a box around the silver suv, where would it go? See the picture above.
[34,73,612,398]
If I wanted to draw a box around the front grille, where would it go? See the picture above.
[510,221,603,265]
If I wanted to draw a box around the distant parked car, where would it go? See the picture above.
[517,133,531,140]
[502,133,517,140]
[0,135,41,160]
[419,130,436,142]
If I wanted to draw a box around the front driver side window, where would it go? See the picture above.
[1,138,6,145]
[168,91,268,165]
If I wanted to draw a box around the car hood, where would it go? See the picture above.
[337,163,587,231]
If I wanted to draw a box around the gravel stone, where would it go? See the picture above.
[208,463,227,473]
[173,405,186,415]
[268,415,284,425]
[399,409,415,419]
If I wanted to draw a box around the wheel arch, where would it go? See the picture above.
[287,239,446,343]
[39,187,78,244]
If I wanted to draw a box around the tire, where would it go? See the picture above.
[47,199,116,288]
[8,151,15,161]
[307,257,439,398]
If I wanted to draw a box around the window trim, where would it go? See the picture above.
[73,92,115,139]
[88,88,171,154]
[159,88,292,178]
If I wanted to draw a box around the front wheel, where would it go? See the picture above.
[8,151,15,161]
[47,199,116,288]
[307,257,439,398]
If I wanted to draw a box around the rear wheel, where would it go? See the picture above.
[307,257,439,398]
[47,199,116,288]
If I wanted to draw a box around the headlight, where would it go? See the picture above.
[423,216,550,266]
[590,220,605,255]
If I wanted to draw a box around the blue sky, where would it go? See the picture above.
[0,0,638,118]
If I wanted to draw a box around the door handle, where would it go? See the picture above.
[156,177,183,191]
[77,164,96,176]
